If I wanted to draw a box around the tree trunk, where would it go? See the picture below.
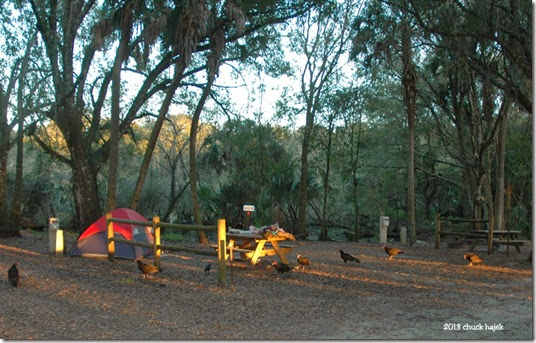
[70,146,102,231]
[469,172,484,229]
[189,74,216,245]
[11,32,37,231]
[401,22,417,245]
[130,64,184,211]
[494,100,511,231]
[350,112,363,241]
[33,109,102,231]
[11,80,26,231]
[11,116,23,230]
[296,109,314,239]
[0,59,21,237]
[0,144,14,237]
[61,111,102,230]
[483,151,495,254]
[0,94,10,235]
[107,13,133,213]
[319,117,334,241]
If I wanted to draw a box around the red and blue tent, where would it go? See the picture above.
[69,208,154,259]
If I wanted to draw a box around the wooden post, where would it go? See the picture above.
[230,245,234,286]
[434,213,441,249]
[153,216,161,269]
[217,219,227,288]
[107,213,115,262]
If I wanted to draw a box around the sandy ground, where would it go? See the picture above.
[0,230,533,340]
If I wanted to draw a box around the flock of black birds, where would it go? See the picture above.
[268,245,482,278]
[131,245,411,279]
[5,245,485,286]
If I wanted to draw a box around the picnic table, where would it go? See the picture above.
[469,230,528,253]
[213,230,296,265]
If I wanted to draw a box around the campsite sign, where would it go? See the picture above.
[242,204,255,213]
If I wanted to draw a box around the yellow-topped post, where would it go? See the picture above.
[106,213,115,262]
[217,219,227,288]
[153,216,161,269]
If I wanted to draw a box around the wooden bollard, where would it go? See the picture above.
[153,216,161,268]
[217,219,226,288]
[230,245,234,286]
[107,213,115,262]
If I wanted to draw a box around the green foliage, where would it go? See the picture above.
[15,142,74,227]
[205,119,297,226]
[162,230,185,242]
[504,111,532,236]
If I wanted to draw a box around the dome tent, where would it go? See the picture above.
[69,208,154,260]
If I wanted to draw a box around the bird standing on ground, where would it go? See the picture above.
[340,250,360,263]
[383,246,404,260]
[464,253,483,266]
[296,254,311,270]
[8,262,19,287]
[136,258,162,279]
[272,261,291,276]
[204,263,212,276]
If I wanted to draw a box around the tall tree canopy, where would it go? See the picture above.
[0,0,530,244]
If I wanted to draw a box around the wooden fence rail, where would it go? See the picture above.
[106,213,226,288]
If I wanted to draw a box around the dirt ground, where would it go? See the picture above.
[0,230,533,340]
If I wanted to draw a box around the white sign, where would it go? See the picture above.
[243,205,255,212]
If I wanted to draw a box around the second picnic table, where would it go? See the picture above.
[469,229,527,253]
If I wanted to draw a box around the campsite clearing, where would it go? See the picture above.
[0,229,532,340]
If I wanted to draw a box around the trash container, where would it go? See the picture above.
[379,216,389,244]
[48,218,64,256]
